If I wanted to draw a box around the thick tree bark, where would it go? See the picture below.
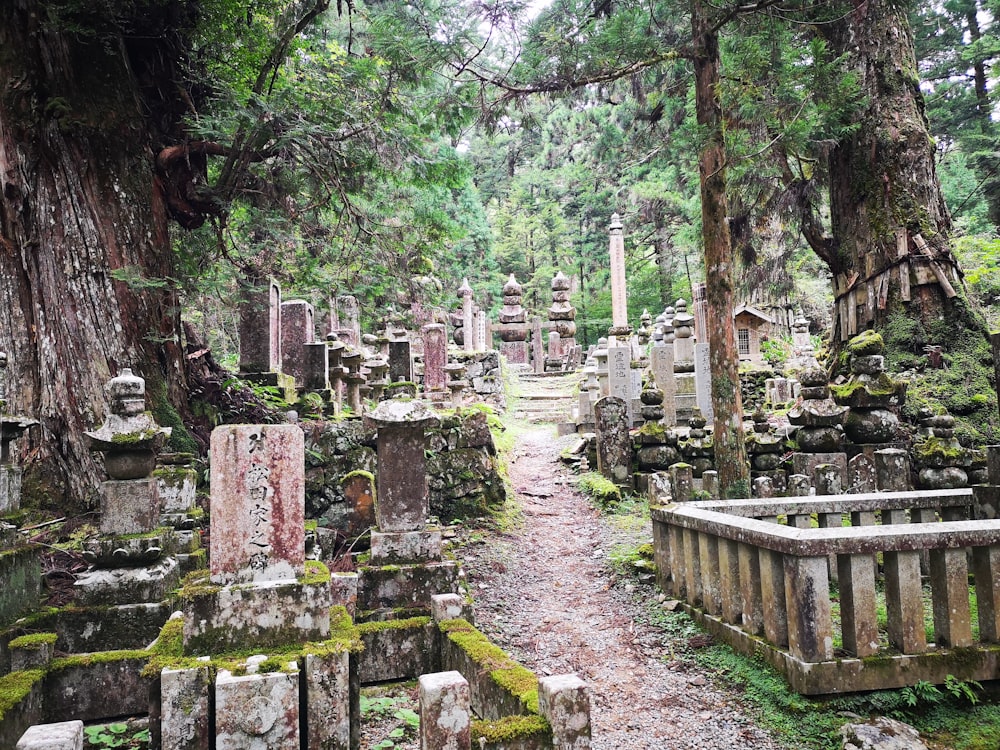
[819,0,986,348]
[691,1,750,497]
[0,4,187,507]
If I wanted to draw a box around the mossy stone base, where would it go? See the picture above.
[181,577,332,655]
[74,557,181,606]
[356,618,437,683]
[355,561,459,619]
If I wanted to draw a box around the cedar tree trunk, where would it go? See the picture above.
[692,0,750,497]
[0,3,188,508]
[817,0,987,350]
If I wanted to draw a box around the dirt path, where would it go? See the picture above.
[459,374,782,749]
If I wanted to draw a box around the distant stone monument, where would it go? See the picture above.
[607,213,631,341]
[594,396,632,489]
[497,274,529,364]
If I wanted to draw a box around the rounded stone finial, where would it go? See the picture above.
[609,212,623,231]
[551,270,571,291]
[458,278,473,296]
[503,273,522,296]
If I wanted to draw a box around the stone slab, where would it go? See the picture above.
[356,560,460,616]
[159,665,211,750]
[419,671,471,750]
[538,675,591,750]
[1,465,23,514]
[216,668,300,750]
[358,619,437,683]
[16,721,83,750]
[210,424,305,585]
[73,557,180,606]
[304,651,355,750]
[370,529,442,565]
[182,577,331,655]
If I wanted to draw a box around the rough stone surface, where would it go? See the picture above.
[73,557,181,605]
[355,560,459,616]
[239,278,281,374]
[304,651,354,750]
[216,668,300,750]
[159,665,211,750]
[840,717,928,750]
[182,577,331,654]
[594,396,632,488]
[539,674,592,750]
[419,671,471,750]
[370,529,442,564]
[210,425,305,585]
[16,721,83,750]
[99,478,161,535]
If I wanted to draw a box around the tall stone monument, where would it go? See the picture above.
[548,270,577,360]
[497,273,529,364]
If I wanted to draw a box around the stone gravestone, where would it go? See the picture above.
[209,425,305,584]
[607,345,632,424]
[365,399,440,532]
[388,339,413,383]
[421,323,447,396]
[650,342,676,426]
[694,342,714,422]
[238,277,281,374]
[280,300,314,385]
[594,396,632,489]
[532,317,545,374]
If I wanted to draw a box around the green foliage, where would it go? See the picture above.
[575,472,622,507]
[83,722,149,749]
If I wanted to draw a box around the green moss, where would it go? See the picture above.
[914,436,968,461]
[829,372,901,400]
[636,421,667,441]
[7,632,57,650]
[356,616,431,635]
[148,378,200,454]
[302,560,331,586]
[151,617,185,658]
[576,473,622,507]
[0,669,44,723]
[385,381,416,390]
[440,618,539,712]
[48,649,150,672]
[176,569,222,599]
[110,427,160,444]
[846,330,885,356]
[471,714,550,743]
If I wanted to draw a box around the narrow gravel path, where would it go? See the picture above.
[461,390,782,749]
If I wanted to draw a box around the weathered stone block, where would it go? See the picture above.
[538,675,591,750]
[0,545,41,628]
[330,572,359,618]
[1,465,23,514]
[216,668,300,750]
[370,529,442,565]
[356,561,459,616]
[99,478,161,535]
[182,575,332,654]
[9,634,55,672]
[16,721,83,750]
[304,651,354,750]
[357,619,437,683]
[43,653,151,722]
[210,424,305,585]
[155,466,198,513]
[73,557,181,606]
[419,671,470,750]
[159,665,211,750]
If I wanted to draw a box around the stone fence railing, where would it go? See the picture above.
[650,486,1000,695]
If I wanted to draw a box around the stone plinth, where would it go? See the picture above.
[210,425,305,585]
[356,560,460,617]
[370,529,442,565]
[539,675,591,750]
[74,557,181,606]
[419,671,471,750]
[365,399,440,533]
[181,573,332,654]
[694,342,713,422]
[216,668,300,750]
[15,721,84,750]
